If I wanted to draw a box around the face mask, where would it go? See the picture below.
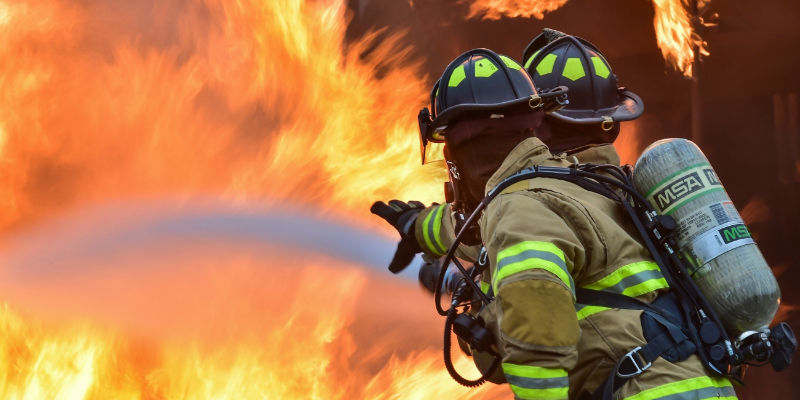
[445,112,543,207]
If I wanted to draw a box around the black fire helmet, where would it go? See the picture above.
[522,30,644,132]
[418,48,538,163]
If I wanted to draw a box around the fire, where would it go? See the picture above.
[651,0,709,77]
[0,256,506,399]
[0,201,508,398]
[0,0,502,398]
[0,0,445,232]
[464,0,568,20]
[464,0,710,77]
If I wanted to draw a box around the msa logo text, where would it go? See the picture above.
[654,171,706,211]
[719,224,751,244]
[703,168,720,185]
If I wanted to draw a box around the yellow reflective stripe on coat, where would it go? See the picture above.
[575,261,669,320]
[583,261,668,297]
[480,281,491,294]
[575,304,609,320]
[494,241,573,295]
[421,204,446,256]
[502,363,568,400]
[623,375,735,400]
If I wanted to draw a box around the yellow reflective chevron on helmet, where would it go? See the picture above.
[500,55,523,70]
[535,54,557,76]
[562,57,586,81]
[524,50,541,70]
[591,56,610,78]
[448,65,466,87]
[474,58,499,77]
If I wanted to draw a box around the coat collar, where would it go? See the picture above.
[485,138,622,194]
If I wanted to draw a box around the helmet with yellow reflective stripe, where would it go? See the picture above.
[522,29,643,130]
[417,49,538,163]
[423,49,536,138]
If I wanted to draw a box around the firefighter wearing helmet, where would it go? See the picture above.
[371,32,736,399]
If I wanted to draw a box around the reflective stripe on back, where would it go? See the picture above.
[583,261,669,298]
[623,375,735,400]
[575,304,609,320]
[576,260,669,320]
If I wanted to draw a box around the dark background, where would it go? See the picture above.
[347,0,800,397]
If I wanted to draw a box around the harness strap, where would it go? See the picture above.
[578,289,691,400]
[576,289,675,323]
[482,167,727,397]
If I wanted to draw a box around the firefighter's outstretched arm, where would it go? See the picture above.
[482,191,585,400]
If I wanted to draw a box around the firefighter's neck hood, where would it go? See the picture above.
[445,112,544,207]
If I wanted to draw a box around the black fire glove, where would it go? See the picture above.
[370,200,426,273]
[418,256,444,294]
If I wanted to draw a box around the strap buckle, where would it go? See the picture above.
[616,346,652,378]
[528,94,543,109]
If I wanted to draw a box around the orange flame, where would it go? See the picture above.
[652,0,709,77]
[0,0,445,232]
[464,0,709,77]
[0,256,506,399]
[465,0,568,20]
[0,0,498,397]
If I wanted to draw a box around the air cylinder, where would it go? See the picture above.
[632,138,780,334]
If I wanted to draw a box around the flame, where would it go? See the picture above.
[0,0,505,398]
[464,0,568,20]
[0,0,445,232]
[651,0,709,77]
[464,0,709,77]
[0,257,506,399]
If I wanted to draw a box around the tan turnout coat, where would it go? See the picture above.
[414,137,736,400]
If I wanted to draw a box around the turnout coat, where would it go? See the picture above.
[414,137,736,400]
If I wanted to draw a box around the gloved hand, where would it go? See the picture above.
[418,257,443,294]
[370,200,426,273]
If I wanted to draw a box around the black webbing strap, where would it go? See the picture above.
[577,288,681,324]
[578,289,688,400]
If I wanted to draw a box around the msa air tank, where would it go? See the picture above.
[633,138,780,335]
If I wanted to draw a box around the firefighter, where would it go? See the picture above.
[371,35,737,399]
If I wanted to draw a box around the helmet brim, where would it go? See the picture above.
[428,96,535,138]
[547,89,644,125]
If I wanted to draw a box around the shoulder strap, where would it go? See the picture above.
[492,165,619,201]
[498,180,529,195]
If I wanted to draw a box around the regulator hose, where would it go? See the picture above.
[443,307,500,387]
